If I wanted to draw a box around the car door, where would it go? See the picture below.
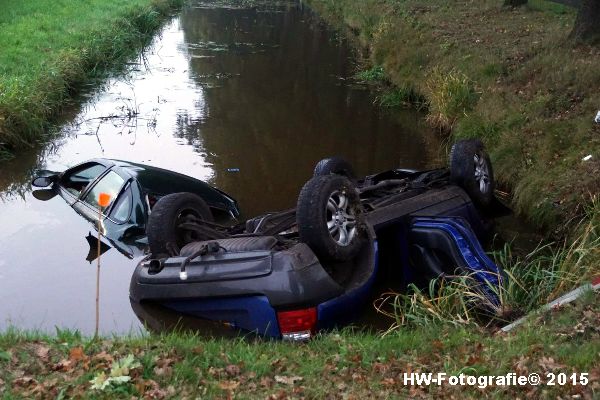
[72,169,128,227]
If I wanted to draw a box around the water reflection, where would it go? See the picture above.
[176,3,439,217]
[0,0,439,334]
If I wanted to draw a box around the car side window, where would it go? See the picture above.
[83,171,125,212]
[110,185,133,223]
[61,163,106,197]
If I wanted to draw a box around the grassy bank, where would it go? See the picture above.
[306,0,600,230]
[0,0,184,160]
[0,294,598,399]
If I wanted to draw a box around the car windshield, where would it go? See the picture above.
[83,171,126,212]
[61,163,106,197]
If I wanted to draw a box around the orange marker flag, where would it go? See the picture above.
[98,192,111,208]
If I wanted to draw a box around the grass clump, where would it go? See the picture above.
[0,0,184,158]
[355,65,386,82]
[354,65,426,108]
[378,85,426,109]
[425,67,479,132]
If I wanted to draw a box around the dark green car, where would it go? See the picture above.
[31,159,240,258]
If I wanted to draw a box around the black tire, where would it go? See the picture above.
[313,157,356,180]
[449,139,495,207]
[296,175,364,261]
[146,192,214,256]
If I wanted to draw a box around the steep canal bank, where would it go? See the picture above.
[0,0,183,160]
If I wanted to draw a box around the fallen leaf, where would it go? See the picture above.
[514,355,529,374]
[225,364,241,377]
[13,376,37,387]
[218,380,240,390]
[135,381,147,396]
[381,378,395,387]
[208,366,223,377]
[260,376,274,388]
[351,372,365,382]
[33,344,50,362]
[89,372,110,391]
[466,353,481,365]
[274,375,303,385]
[144,387,168,399]
[372,362,389,373]
[155,357,175,367]
[350,353,362,363]
[110,354,141,378]
[267,390,288,400]
[42,378,58,389]
[153,365,172,377]
[52,359,74,372]
[70,347,85,362]
[538,357,566,371]
[92,351,114,363]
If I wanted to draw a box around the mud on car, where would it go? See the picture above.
[130,139,508,340]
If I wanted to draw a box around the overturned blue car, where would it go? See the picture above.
[130,139,508,340]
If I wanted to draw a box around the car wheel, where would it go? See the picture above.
[313,157,356,180]
[146,192,214,256]
[296,175,364,261]
[449,139,495,207]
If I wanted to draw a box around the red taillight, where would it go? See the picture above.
[277,307,317,341]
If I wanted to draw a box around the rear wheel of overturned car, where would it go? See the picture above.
[313,157,356,180]
[146,192,214,257]
[296,175,364,261]
[449,139,495,207]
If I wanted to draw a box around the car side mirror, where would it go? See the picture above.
[31,175,57,187]
[32,189,57,201]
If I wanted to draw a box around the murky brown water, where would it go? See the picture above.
[0,0,443,334]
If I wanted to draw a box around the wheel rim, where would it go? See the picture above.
[473,153,491,194]
[325,190,357,247]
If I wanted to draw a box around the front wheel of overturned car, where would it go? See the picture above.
[313,157,356,180]
[296,175,364,261]
[449,139,495,207]
[146,192,214,257]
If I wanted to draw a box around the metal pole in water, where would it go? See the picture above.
[95,205,101,338]
[95,192,111,338]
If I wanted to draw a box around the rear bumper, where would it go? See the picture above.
[130,243,345,309]
[130,241,379,338]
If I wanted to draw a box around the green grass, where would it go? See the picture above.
[0,0,183,157]
[425,67,479,132]
[378,85,426,109]
[354,65,386,82]
[306,0,600,230]
[0,294,598,398]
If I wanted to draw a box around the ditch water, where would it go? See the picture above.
[0,0,490,335]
